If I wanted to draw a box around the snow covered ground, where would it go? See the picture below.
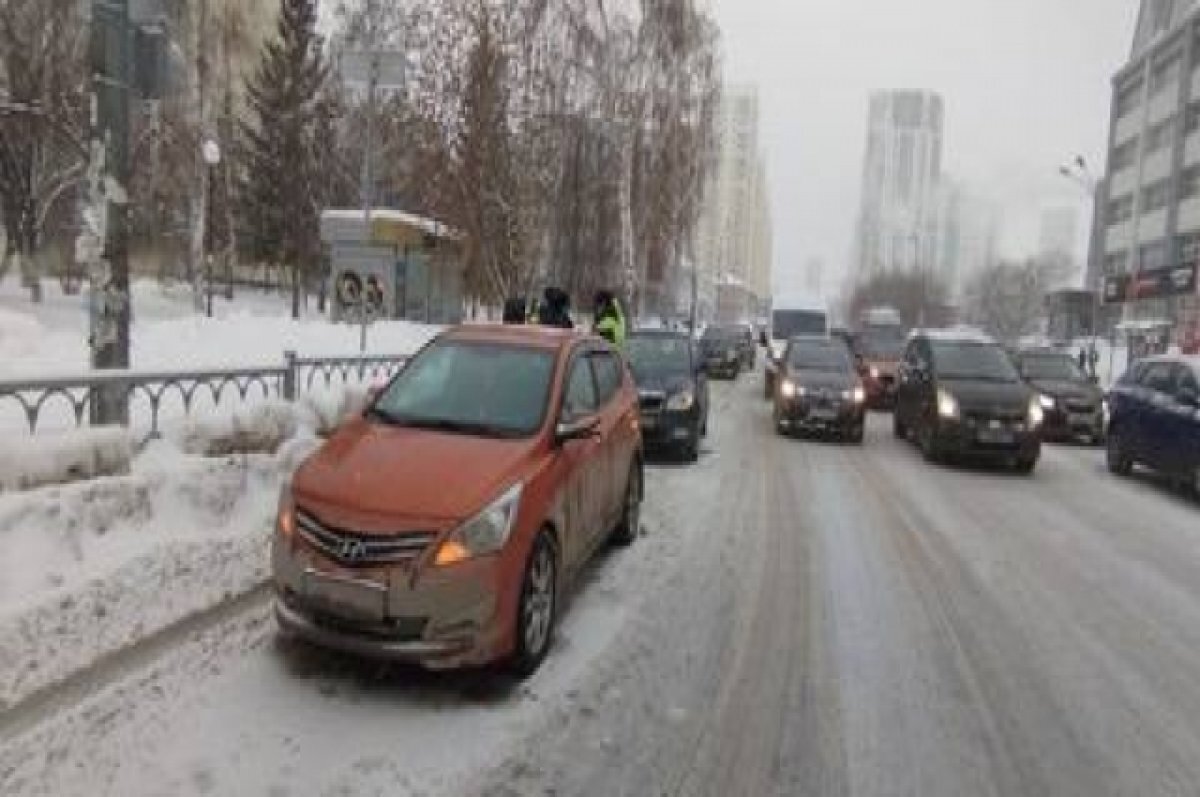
[0,278,436,712]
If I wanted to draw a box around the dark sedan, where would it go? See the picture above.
[1013,349,1107,444]
[1107,355,1200,494]
[772,336,866,443]
[626,330,710,462]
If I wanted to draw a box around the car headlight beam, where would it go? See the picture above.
[937,388,960,419]
[666,390,696,411]
[1029,396,1045,427]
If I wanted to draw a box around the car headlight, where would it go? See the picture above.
[937,388,960,419]
[869,366,880,379]
[666,390,695,411]
[1029,396,1045,427]
[781,379,801,399]
[277,485,296,538]
[844,386,866,404]
[1102,398,1110,422]
[435,482,523,566]
[1038,394,1056,410]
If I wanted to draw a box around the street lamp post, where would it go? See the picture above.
[202,138,221,317]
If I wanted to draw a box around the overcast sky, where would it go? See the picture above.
[710,0,1137,294]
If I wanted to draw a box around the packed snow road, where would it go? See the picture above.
[4,374,1200,796]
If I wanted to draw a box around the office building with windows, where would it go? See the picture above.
[1099,0,1200,348]
[853,90,945,281]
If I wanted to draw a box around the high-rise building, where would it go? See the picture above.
[933,181,999,297]
[854,90,945,281]
[1097,0,1200,347]
[694,85,773,322]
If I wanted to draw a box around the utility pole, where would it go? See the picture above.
[88,0,133,425]
[360,0,380,235]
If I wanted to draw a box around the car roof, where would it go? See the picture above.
[441,324,581,352]
[911,326,997,345]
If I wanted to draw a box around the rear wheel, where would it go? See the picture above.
[773,403,787,436]
[611,463,642,546]
[1106,429,1133,476]
[683,434,700,463]
[848,423,865,445]
[1014,456,1038,475]
[509,531,557,678]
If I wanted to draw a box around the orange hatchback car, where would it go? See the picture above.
[273,325,643,676]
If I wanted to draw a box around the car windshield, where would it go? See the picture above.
[789,343,851,372]
[372,340,555,437]
[1020,355,1085,381]
[932,341,1020,382]
[626,336,692,376]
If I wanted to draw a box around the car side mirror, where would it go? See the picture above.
[555,415,600,445]
[1178,387,1199,408]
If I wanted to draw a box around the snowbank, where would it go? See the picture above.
[179,399,300,457]
[0,427,133,492]
[0,440,316,709]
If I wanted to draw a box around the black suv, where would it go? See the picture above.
[1012,348,1106,444]
[700,325,746,378]
[772,336,866,443]
[895,329,1043,472]
[626,330,710,461]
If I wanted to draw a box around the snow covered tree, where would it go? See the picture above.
[240,0,328,318]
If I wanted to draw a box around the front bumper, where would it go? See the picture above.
[640,407,699,448]
[1041,405,1105,441]
[931,417,1041,458]
[271,534,509,669]
[777,396,865,432]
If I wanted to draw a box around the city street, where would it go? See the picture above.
[4,375,1200,796]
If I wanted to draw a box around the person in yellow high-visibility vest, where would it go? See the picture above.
[594,290,626,348]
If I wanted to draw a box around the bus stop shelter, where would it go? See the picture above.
[320,209,464,324]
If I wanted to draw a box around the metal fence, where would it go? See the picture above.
[0,351,409,438]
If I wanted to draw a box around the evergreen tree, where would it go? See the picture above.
[240,0,328,318]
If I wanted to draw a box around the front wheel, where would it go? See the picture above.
[611,464,642,546]
[848,423,865,445]
[919,418,941,463]
[1014,457,1038,475]
[509,531,557,678]
[1106,430,1133,476]
[893,411,907,440]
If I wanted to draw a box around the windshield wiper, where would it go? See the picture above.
[397,417,525,439]
[364,405,404,425]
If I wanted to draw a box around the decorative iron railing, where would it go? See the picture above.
[0,351,409,439]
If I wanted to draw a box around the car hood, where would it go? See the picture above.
[293,417,537,525]
[633,371,695,395]
[787,369,856,391]
[1027,378,1102,402]
[939,378,1031,412]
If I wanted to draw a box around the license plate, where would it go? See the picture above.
[304,570,386,621]
[1068,413,1093,426]
[977,427,1014,444]
[811,407,838,421]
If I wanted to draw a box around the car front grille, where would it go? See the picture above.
[639,391,666,413]
[965,408,1027,425]
[1064,399,1096,413]
[296,511,437,567]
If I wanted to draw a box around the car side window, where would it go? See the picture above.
[590,351,622,407]
[1139,362,1174,394]
[563,355,598,420]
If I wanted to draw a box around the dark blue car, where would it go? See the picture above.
[1107,356,1200,494]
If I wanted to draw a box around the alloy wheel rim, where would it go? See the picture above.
[523,545,554,656]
